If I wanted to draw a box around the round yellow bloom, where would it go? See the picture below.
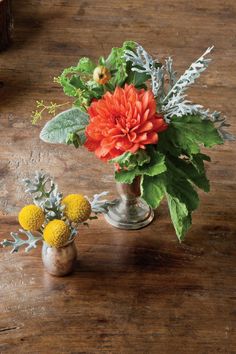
[18,205,44,231]
[93,66,111,85]
[62,194,91,223]
[43,219,70,248]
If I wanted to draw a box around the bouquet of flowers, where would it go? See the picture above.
[36,41,233,241]
[1,171,110,253]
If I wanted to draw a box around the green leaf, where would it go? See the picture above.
[105,41,136,86]
[141,174,166,208]
[114,169,138,184]
[164,164,199,241]
[77,57,96,73]
[141,157,199,240]
[40,108,89,144]
[66,132,86,148]
[191,153,211,171]
[69,76,86,90]
[139,149,166,176]
[167,155,210,192]
[110,150,150,170]
[126,69,149,88]
[112,150,150,184]
[60,77,78,97]
[170,115,224,154]
[113,148,167,186]
[166,193,192,242]
[166,172,199,212]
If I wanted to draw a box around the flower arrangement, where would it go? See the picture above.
[1,171,111,253]
[36,41,234,241]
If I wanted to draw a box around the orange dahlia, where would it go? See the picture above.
[84,84,168,161]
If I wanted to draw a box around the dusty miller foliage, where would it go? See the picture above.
[2,230,42,254]
[124,44,234,140]
[89,192,116,214]
[1,171,113,252]
[23,171,65,222]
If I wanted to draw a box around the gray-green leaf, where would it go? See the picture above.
[40,108,89,144]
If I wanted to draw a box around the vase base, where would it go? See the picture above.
[104,198,154,230]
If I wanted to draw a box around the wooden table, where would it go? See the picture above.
[0,0,235,353]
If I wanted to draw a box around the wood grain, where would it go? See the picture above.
[0,0,236,353]
[0,0,12,51]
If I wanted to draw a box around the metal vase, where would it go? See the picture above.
[42,240,77,276]
[104,176,154,230]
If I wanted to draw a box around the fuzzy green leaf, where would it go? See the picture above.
[40,108,89,144]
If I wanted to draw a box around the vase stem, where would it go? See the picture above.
[104,176,154,230]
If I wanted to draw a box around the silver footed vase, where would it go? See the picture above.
[104,176,154,230]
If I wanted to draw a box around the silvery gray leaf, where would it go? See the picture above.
[1,230,42,253]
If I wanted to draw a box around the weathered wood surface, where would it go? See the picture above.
[0,0,12,51]
[0,0,235,353]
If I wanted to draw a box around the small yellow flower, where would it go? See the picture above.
[18,205,44,231]
[62,194,91,223]
[93,66,111,85]
[43,219,70,248]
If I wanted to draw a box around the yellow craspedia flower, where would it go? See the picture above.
[62,194,91,223]
[43,219,70,248]
[18,204,44,231]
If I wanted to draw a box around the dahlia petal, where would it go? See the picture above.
[152,116,168,132]
[142,108,150,121]
[86,125,104,141]
[108,127,123,136]
[128,131,137,142]
[95,144,112,158]
[101,136,116,149]
[115,137,133,151]
[88,104,99,118]
[134,132,147,142]
[141,91,150,111]
[128,144,140,154]
[84,138,100,151]
[136,101,142,114]
[137,120,153,133]
[142,132,158,145]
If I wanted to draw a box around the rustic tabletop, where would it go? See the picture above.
[0,0,236,353]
